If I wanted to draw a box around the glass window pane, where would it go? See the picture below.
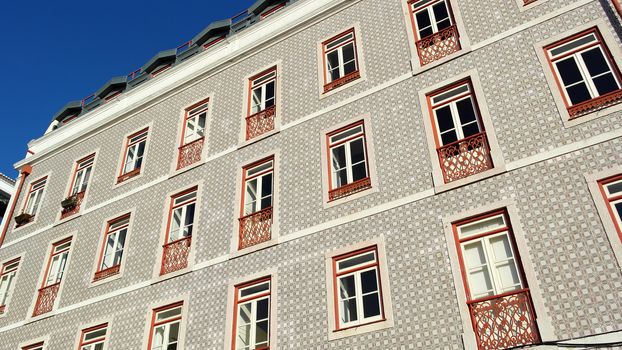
[255,320,269,344]
[496,263,521,291]
[340,299,358,323]
[432,2,450,24]
[459,215,505,238]
[261,174,273,198]
[489,235,514,261]
[440,131,458,145]
[265,82,275,108]
[362,293,381,318]
[435,106,455,133]
[556,58,584,86]
[614,202,622,221]
[168,322,179,342]
[331,146,347,170]
[334,169,348,188]
[593,73,620,96]
[338,275,356,298]
[456,98,477,125]
[582,47,611,77]
[343,61,357,76]
[415,10,431,32]
[153,326,165,347]
[360,269,378,294]
[351,162,368,182]
[606,181,622,195]
[257,298,269,320]
[156,307,181,322]
[566,82,593,105]
[461,122,480,139]
[350,139,365,164]
[238,303,252,324]
[240,282,270,298]
[338,252,375,270]
[463,241,487,268]
[236,324,251,348]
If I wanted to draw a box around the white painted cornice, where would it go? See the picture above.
[15,0,354,169]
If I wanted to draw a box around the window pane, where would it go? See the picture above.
[255,320,269,345]
[593,73,620,96]
[338,252,375,270]
[340,299,358,323]
[251,89,262,113]
[339,275,356,298]
[556,58,584,86]
[236,324,251,349]
[331,146,347,170]
[362,293,381,318]
[582,47,611,77]
[360,269,378,294]
[257,298,269,320]
[350,138,365,164]
[456,98,477,125]
[566,82,593,105]
[615,202,622,221]
[168,322,179,343]
[343,61,357,76]
[334,169,348,188]
[153,326,165,347]
[351,162,368,182]
[261,174,273,198]
[240,282,270,298]
[238,303,252,324]
[435,106,455,133]
[463,241,487,268]
[440,131,458,145]
[415,10,431,35]
[184,204,195,237]
[327,51,340,81]
[607,181,622,195]
[432,2,450,25]
[461,123,480,139]
[265,82,275,108]
[156,307,181,322]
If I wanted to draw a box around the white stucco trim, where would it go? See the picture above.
[585,166,622,269]
[18,335,50,350]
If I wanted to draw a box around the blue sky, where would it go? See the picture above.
[0,0,257,178]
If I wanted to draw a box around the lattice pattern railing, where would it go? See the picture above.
[416,25,461,66]
[469,289,540,350]
[161,237,192,275]
[33,283,60,317]
[177,137,205,170]
[239,207,273,250]
[568,89,622,119]
[60,191,85,220]
[437,132,493,184]
[329,177,372,201]
[324,71,361,93]
[93,265,121,282]
[246,105,276,140]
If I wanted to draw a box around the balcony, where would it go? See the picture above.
[161,236,192,275]
[568,89,622,119]
[246,105,276,140]
[32,283,60,317]
[238,206,273,250]
[177,137,205,170]
[60,191,85,220]
[437,132,493,184]
[416,25,461,66]
[328,177,372,202]
[468,289,540,350]
[324,70,361,93]
[93,265,121,282]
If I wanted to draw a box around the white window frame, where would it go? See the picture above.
[78,323,108,350]
[233,278,272,350]
[328,122,369,190]
[100,216,130,271]
[410,0,454,41]
[429,80,483,146]
[182,102,208,146]
[149,304,183,350]
[24,178,47,217]
[0,258,19,308]
[249,69,277,116]
[242,159,274,217]
[71,155,95,196]
[122,129,148,175]
[44,239,71,287]
[323,29,359,84]
[167,189,197,243]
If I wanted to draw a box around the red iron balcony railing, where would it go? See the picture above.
[161,236,192,275]
[238,206,273,250]
[32,283,60,317]
[468,289,541,350]
[246,105,276,140]
[93,265,121,282]
[60,191,85,220]
[177,137,205,170]
[437,132,493,184]
[328,177,372,201]
[568,89,622,119]
[416,25,461,66]
[324,70,361,93]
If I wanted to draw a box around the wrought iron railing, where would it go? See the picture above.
[437,132,493,184]
[468,289,540,350]
[93,265,121,282]
[324,70,361,93]
[329,177,372,201]
[416,25,461,66]
[177,137,205,170]
[246,105,276,140]
[60,191,85,220]
[568,89,622,119]
[161,236,192,275]
[239,207,273,250]
[33,283,60,317]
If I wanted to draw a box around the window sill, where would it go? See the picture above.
[560,96,622,128]
[328,317,393,341]
[320,71,367,99]
[113,168,145,189]
[323,181,378,209]
[116,168,141,184]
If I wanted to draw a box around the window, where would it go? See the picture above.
[161,188,196,275]
[232,277,271,350]
[545,27,622,118]
[78,324,108,350]
[427,79,493,183]
[177,100,208,170]
[239,157,274,250]
[408,0,461,66]
[0,258,20,314]
[148,302,183,350]
[22,342,45,350]
[326,121,371,201]
[453,210,540,348]
[246,67,277,140]
[322,28,361,93]
[33,238,72,316]
[118,128,148,183]
[599,174,622,242]
[62,154,95,219]
[19,177,47,223]
[94,215,130,282]
[332,246,384,330]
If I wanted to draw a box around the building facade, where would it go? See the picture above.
[0,0,621,349]
[0,174,15,225]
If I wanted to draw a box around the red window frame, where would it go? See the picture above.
[21,176,47,217]
[179,98,209,148]
[598,174,622,242]
[117,128,149,183]
[94,214,131,281]
[147,301,184,350]
[41,237,72,289]
[164,187,198,245]
[240,156,274,219]
[0,257,20,311]
[331,245,386,331]
[321,28,361,93]
[247,67,277,118]
[62,114,79,125]
[78,323,108,350]
[231,276,272,350]
[67,153,95,198]
[325,121,371,198]
[544,27,622,116]
[407,0,457,42]
[22,342,45,350]
[260,3,285,19]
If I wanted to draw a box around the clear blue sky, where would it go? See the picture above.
[0,0,257,179]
